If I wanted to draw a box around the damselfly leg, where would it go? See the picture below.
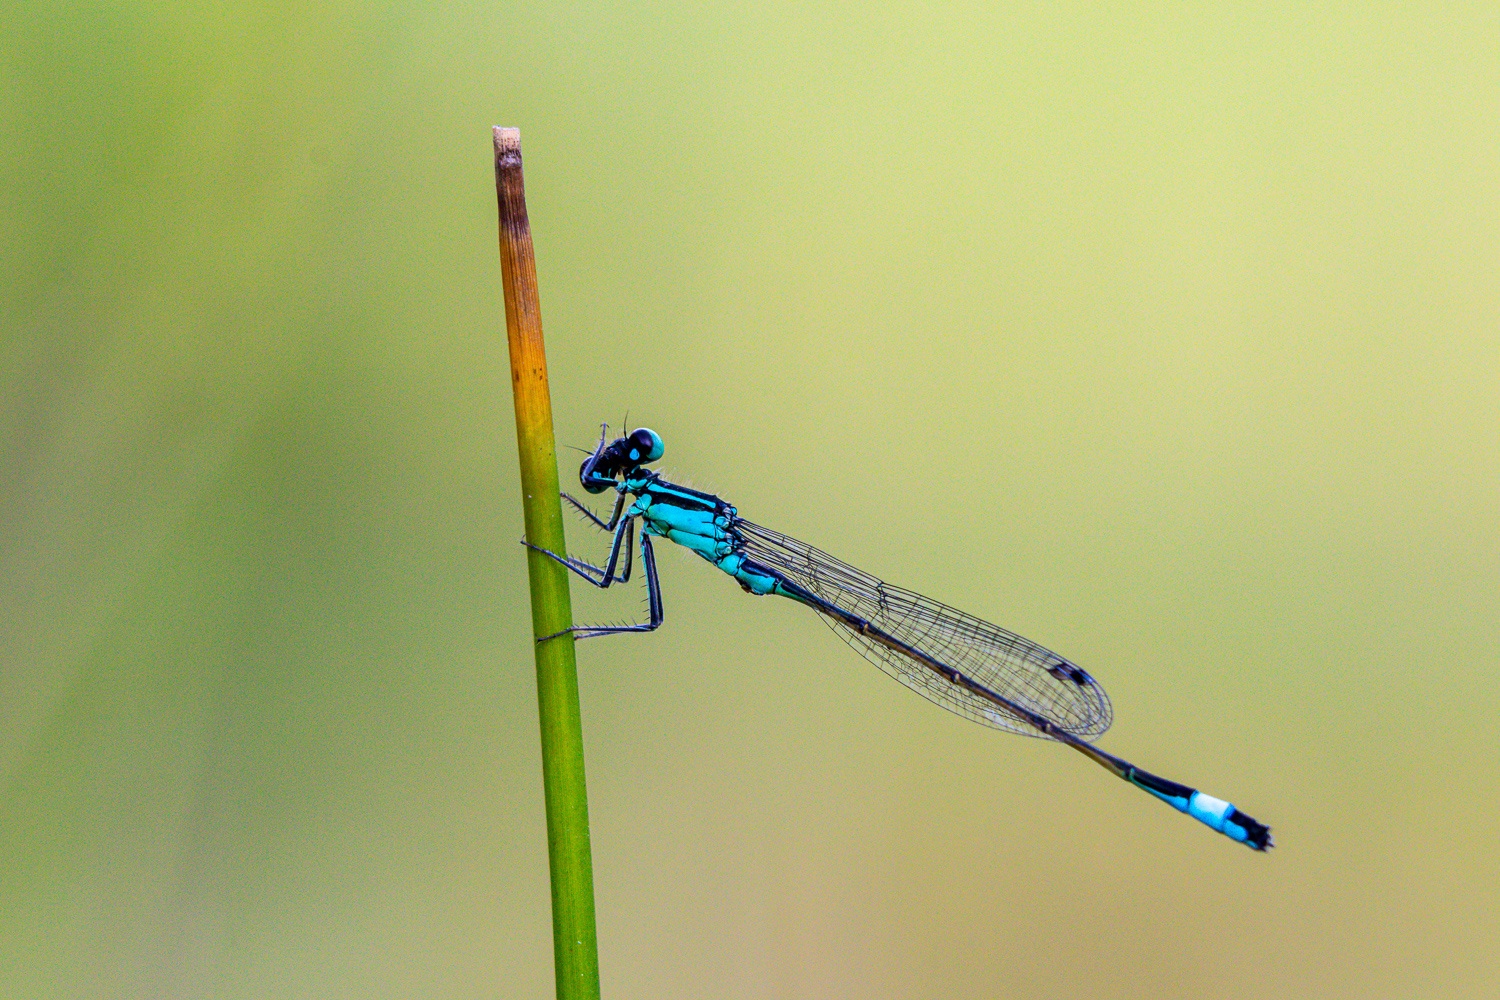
[523,502,665,639]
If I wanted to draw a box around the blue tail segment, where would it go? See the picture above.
[1125,767,1274,851]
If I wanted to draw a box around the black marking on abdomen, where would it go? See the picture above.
[1230,810,1273,851]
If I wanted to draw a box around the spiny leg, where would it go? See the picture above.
[564,490,628,531]
[562,535,664,639]
[534,533,665,641]
[524,510,637,587]
[558,492,637,581]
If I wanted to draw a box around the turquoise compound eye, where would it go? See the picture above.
[629,428,664,463]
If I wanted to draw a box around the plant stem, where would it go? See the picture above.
[493,125,599,1000]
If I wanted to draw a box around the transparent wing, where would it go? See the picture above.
[736,519,1113,739]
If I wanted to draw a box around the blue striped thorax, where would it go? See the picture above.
[629,475,738,563]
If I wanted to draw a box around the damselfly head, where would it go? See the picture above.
[579,427,665,492]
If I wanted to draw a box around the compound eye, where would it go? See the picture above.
[627,427,664,463]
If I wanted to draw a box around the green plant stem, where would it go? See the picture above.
[493,126,599,1000]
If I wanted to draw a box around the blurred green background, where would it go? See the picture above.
[4,3,1497,998]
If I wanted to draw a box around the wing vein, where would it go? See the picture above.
[737,519,1113,739]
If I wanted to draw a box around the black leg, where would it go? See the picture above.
[563,490,628,531]
[536,535,665,641]
[523,510,635,587]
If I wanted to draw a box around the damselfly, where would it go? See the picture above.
[526,426,1272,851]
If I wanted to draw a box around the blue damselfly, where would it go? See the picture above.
[526,426,1272,851]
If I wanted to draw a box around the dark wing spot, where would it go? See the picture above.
[1048,662,1093,685]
